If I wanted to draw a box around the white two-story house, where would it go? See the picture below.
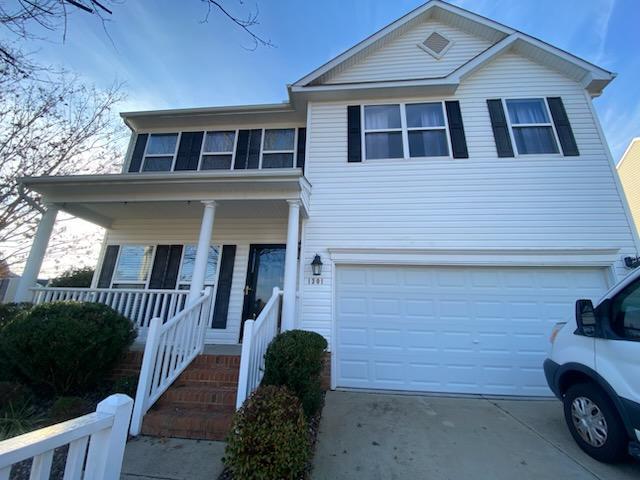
[15,0,639,406]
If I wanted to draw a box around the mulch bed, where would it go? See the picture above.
[218,391,326,480]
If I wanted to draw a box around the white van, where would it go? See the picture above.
[544,268,640,463]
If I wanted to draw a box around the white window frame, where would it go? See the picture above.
[140,133,181,173]
[198,130,238,171]
[259,128,298,169]
[502,97,562,157]
[110,244,156,289]
[360,101,452,161]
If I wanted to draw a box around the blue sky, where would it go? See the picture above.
[16,0,640,161]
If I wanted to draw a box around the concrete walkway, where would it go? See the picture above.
[120,436,225,480]
[312,390,640,480]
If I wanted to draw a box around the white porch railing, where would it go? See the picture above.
[0,394,133,480]
[236,287,283,409]
[31,287,189,334]
[129,288,212,436]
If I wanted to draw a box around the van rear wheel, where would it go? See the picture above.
[563,383,627,463]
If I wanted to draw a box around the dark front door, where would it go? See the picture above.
[240,244,286,340]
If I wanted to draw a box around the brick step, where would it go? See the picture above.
[175,368,239,385]
[155,385,238,409]
[141,406,234,441]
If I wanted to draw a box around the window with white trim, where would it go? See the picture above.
[142,134,178,172]
[362,102,450,160]
[178,245,220,289]
[262,129,296,168]
[112,245,155,288]
[406,103,449,157]
[363,105,404,160]
[505,98,559,155]
[200,131,236,170]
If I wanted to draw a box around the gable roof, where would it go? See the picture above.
[291,0,614,96]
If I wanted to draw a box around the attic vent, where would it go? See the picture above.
[418,32,452,59]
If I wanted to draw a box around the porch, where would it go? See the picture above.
[16,169,311,344]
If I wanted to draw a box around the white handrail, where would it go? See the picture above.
[30,286,190,335]
[236,287,283,409]
[0,394,133,480]
[129,288,213,436]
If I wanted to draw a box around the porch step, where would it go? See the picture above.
[113,350,241,441]
[141,406,233,441]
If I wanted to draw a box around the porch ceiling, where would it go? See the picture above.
[19,169,310,228]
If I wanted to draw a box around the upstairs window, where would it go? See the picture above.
[112,245,154,288]
[406,103,449,157]
[201,131,235,170]
[262,129,296,168]
[506,99,559,155]
[364,105,404,160]
[142,133,178,172]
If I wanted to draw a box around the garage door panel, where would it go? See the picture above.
[336,265,609,395]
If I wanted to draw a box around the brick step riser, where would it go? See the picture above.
[141,413,233,441]
[155,389,237,407]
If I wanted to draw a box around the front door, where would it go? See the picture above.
[240,244,286,340]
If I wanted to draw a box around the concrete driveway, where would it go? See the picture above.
[313,390,640,480]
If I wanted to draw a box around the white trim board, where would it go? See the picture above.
[327,247,621,268]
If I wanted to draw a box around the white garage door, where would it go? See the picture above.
[335,265,609,396]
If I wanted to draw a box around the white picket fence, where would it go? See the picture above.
[31,287,189,335]
[0,394,133,480]
[129,288,213,435]
[236,287,283,409]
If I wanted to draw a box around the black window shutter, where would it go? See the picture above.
[547,97,579,156]
[445,101,469,159]
[174,132,204,171]
[149,245,183,289]
[212,245,236,329]
[486,99,514,158]
[347,105,362,163]
[296,128,306,170]
[128,134,148,172]
[97,245,119,288]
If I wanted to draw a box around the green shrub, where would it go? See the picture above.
[49,267,94,288]
[262,329,327,417]
[49,396,93,422]
[0,304,31,380]
[0,382,42,440]
[0,302,31,330]
[111,375,138,398]
[224,385,310,480]
[0,302,136,395]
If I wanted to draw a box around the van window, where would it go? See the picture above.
[610,279,640,340]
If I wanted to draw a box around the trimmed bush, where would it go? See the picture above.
[262,329,327,417]
[0,303,31,381]
[0,302,136,395]
[49,396,93,422]
[111,375,138,398]
[0,302,31,330]
[224,385,310,480]
[49,267,94,287]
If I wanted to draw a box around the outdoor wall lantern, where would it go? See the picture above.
[311,254,323,276]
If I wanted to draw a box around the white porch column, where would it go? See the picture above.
[188,200,216,305]
[282,200,301,331]
[15,205,59,302]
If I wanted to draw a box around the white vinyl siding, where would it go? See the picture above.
[323,20,493,84]
[299,51,638,344]
[102,216,288,344]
